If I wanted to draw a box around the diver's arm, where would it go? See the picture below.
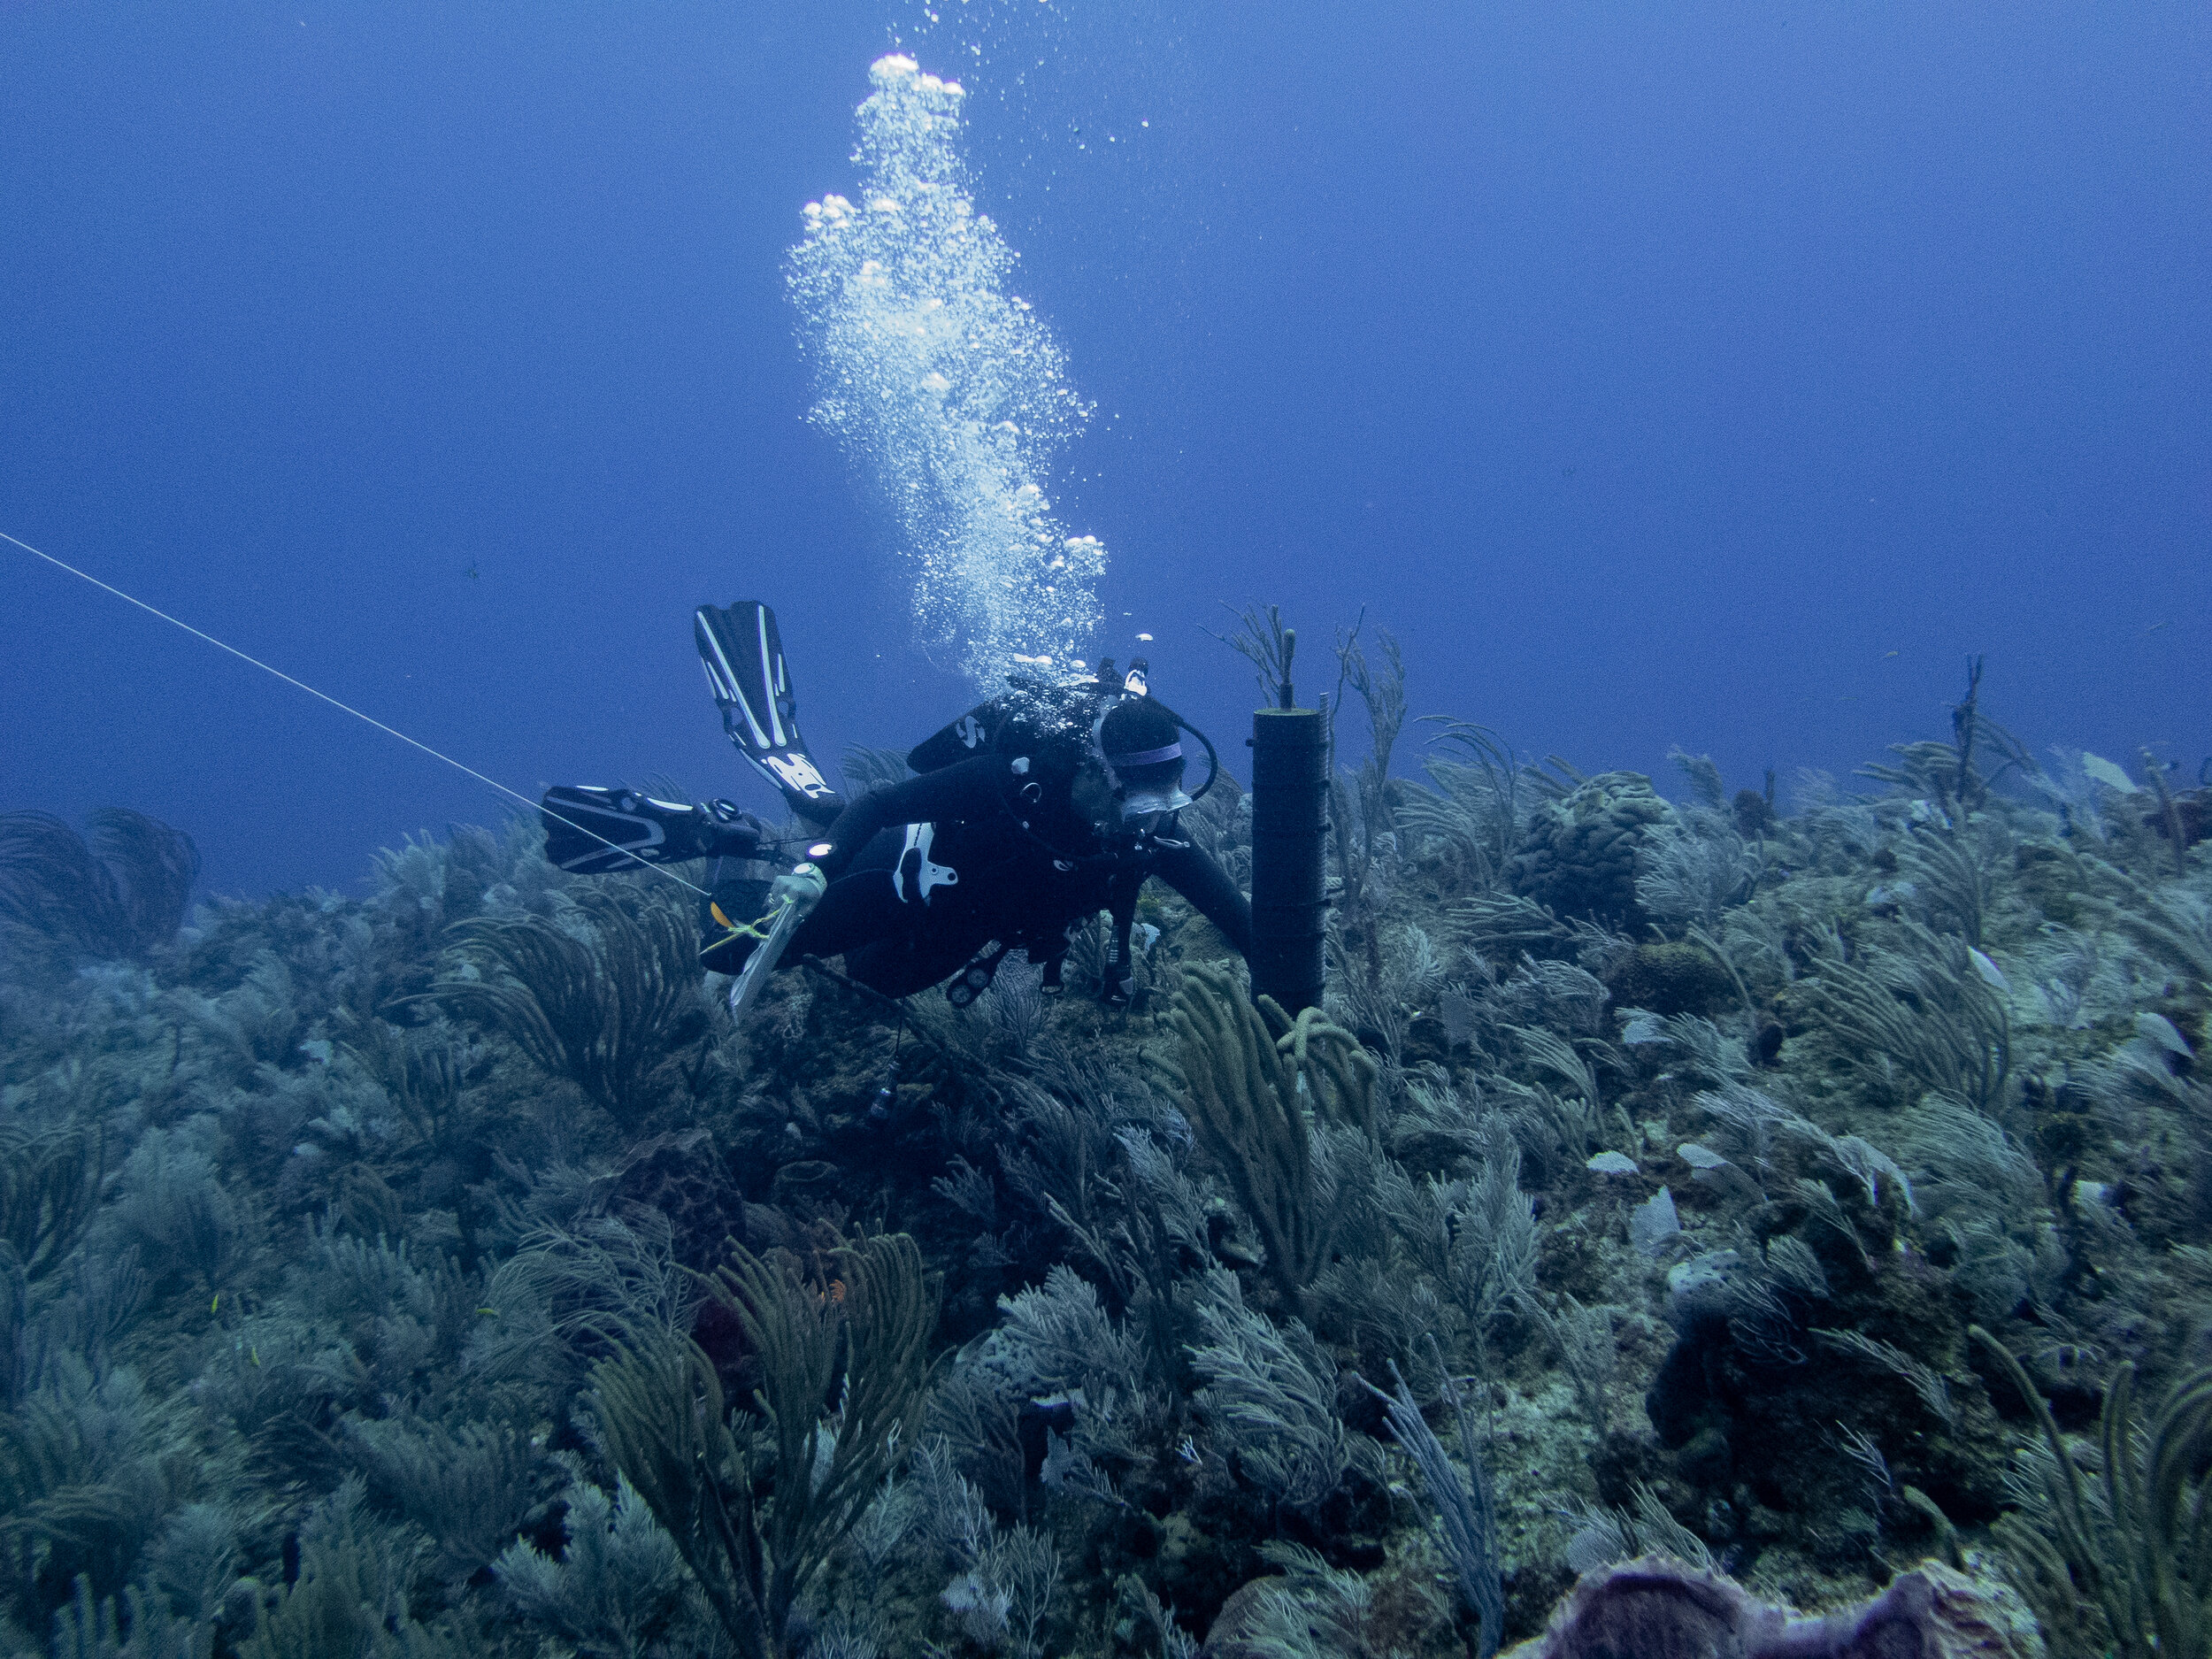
[813,755,1006,875]
[1151,841,1255,958]
[1102,875,1142,1006]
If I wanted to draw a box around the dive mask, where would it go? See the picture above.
[1120,785,1193,822]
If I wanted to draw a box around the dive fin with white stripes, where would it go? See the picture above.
[694,601,845,829]
[540,785,773,875]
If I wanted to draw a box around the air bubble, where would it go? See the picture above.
[787,55,1104,691]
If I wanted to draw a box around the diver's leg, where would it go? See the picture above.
[783,829,907,960]
[787,872,904,961]
[844,924,996,999]
[710,825,983,995]
[698,859,773,949]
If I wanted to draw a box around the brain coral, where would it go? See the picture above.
[1509,772,1674,927]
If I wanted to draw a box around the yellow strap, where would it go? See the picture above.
[709,898,781,943]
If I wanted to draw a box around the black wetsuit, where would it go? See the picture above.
[785,752,1252,998]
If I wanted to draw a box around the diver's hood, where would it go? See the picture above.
[1122,786,1193,818]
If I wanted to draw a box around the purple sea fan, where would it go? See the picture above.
[1500,1555,2042,1659]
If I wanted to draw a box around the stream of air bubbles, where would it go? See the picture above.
[787,55,1104,692]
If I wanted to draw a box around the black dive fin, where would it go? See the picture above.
[541,786,773,875]
[695,602,845,829]
[541,786,713,874]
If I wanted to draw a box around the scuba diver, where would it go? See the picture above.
[541,602,1250,1010]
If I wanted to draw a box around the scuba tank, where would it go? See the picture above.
[904,664,1125,777]
[905,658,1217,802]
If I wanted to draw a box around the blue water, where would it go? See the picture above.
[4,2,2205,898]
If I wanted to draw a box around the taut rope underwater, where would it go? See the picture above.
[2,528,713,900]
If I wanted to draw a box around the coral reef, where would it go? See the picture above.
[1,656,2207,1659]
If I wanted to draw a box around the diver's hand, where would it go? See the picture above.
[700,802,772,859]
[769,864,827,910]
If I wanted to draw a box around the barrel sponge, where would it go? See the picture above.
[1498,1555,2040,1659]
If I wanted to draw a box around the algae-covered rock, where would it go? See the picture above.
[1511,772,1675,926]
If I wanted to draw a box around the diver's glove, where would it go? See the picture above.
[700,863,826,976]
[769,864,828,911]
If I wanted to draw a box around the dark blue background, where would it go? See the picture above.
[4,3,2206,899]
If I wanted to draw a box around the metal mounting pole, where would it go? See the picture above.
[1248,630,1326,1013]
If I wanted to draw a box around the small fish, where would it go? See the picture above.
[211,1293,219,1313]
[1882,649,1899,658]
[465,563,480,580]
[2141,620,2168,636]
